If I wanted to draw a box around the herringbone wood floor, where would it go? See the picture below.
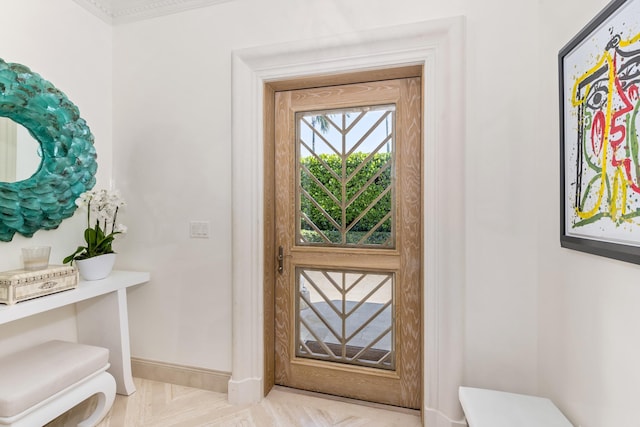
[46,378,421,426]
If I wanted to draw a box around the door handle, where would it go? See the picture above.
[278,246,284,274]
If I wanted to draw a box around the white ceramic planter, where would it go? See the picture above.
[75,253,116,281]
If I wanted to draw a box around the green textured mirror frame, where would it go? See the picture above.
[0,58,97,242]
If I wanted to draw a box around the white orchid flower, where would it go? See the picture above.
[65,188,128,265]
[74,188,127,236]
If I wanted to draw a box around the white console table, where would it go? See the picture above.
[0,270,150,396]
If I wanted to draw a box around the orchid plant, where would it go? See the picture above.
[63,189,127,265]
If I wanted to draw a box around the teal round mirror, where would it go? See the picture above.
[0,58,97,241]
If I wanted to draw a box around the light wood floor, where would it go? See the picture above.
[46,378,422,426]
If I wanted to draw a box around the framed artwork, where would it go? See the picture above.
[560,0,640,264]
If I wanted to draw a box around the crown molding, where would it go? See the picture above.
[73,0,233,25]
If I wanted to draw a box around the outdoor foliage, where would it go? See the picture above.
[300,152,392,235]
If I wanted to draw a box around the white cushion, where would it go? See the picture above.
[459,387,574,427]
[0,340,109,418]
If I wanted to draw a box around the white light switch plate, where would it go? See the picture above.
[189,221,210,238]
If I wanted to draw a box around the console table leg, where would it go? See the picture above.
[76,288,136,395]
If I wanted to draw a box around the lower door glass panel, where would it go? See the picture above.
[296,267,395,370]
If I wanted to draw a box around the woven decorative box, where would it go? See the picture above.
[0,265,78,305]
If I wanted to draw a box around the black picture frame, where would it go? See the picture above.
[559,0,640,264]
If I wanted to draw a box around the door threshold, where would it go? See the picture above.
[271,385,421,416]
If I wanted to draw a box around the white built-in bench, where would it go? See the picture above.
[459,387,574,427]
[0,340,116,427]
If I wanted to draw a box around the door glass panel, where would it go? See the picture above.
[296,267,395,370]
[296,105,396,247]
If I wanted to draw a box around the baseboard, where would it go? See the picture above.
[130,357,230,393]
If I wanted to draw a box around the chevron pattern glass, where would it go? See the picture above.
[296,267,395,370]
[296,105,395,247]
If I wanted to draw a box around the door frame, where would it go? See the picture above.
[230,17,466,427]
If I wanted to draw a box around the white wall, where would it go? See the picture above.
[0,0,112,355]
[537,0,640,426]
[463,0,540,395]
[113,0,541,410]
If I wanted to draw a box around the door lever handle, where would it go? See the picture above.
[278,246,284,274]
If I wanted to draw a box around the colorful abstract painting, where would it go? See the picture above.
[561,0,640,262]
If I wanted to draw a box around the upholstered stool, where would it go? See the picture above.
[0,340,116,427]
[459,387,574,427]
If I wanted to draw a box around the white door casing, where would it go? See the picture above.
[230,17,466,426]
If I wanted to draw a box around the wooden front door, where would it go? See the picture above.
[272,77,422,408]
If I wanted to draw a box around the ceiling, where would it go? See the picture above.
[73,0,232,25]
